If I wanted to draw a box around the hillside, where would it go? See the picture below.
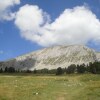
[0,45,100,70]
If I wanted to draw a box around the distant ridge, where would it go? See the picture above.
[0,45,100,70]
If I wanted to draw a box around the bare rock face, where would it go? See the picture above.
[0,45,99,70]
[96,52,100,61]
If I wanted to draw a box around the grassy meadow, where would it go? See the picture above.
[0,74,100,100]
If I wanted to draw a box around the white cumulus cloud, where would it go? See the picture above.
[0,0,20,21]
[15,5,100,47]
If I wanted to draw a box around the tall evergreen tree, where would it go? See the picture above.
[0,68,3,73]
[66,64,76,74]
[7,67,15,73]
[77,64,86,73]
[56,67,63,75]
[4,67,8,72]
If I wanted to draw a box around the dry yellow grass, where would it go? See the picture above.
[0,74,100,100]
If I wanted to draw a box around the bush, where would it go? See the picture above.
[48,69,57,74]
[41,68,49,74]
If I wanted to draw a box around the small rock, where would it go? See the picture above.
[33,92,39,95]
[36,92,38,95]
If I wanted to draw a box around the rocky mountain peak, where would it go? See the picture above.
[0,45,99,70]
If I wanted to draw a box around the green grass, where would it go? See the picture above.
[0,74,100,100]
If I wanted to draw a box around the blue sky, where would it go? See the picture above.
[0,0,100,61]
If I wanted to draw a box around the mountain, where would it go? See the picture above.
[96,52,100,61]
[0,45,100,70]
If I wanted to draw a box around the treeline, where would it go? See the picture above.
[0,62,100,75]
[0,67,16,73]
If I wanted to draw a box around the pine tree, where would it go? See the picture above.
[77,64,86,73]
[56,67,63,75]
[0,68,3,73]
[66,64,76,74]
